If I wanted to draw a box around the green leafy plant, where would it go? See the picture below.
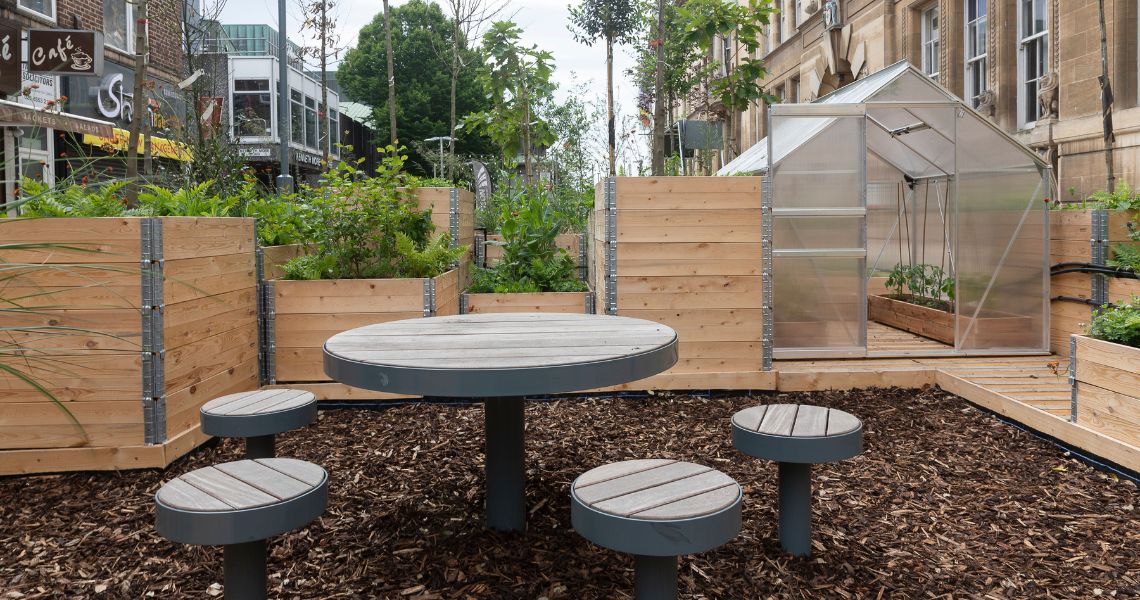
[1108,242,1140,273]
[1086,181,1140,211]
[468,184,587,293]
[884,263,954,311]
[1085,297,1140,348]
[16,179,130,217]
[135,180,238,216]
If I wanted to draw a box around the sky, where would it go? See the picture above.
[218,0,649,171]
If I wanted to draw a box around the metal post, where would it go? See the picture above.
[275,0,293,194]
[633,554,678,600]
[778,461,812,556]
[245,435,276,459]
[484,396,525,532]
[224,540,267,599]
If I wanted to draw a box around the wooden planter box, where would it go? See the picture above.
[461,292,593,314]
[483,233,585,268]
[868,294,954,344]
[261,243,308,280]
[0,217,258,475]
[268,269,460,394]
[1070,335,1140,451]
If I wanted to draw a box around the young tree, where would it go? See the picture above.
[1096,0,1115,191]
[297,0,346,167]
[568,0,640,176]
[651,0,665,176]
[679,0,775,162]
[384,0,398,144]
[461,21,556,183]
[125,0,150,203]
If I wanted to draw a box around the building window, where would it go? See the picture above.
[305,96,318,148]
[233,79,272,138]
[18,0,54,20]
[921,5,940,82]
[104,0,134,52]
[775,0,784,44]
[290,90,304,144]
[1018,0,1048,126]
[788,76,799,103]
[794,0,801,28]
[965,0,987,108]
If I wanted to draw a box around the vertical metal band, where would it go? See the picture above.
[578,231,588,281]
[255,244,268,387]
[423,277,437,317]
[1069,336,1078,423]
[448,188,460,248]
[1090,209,1109,308]
[459,293,469,315]
[140,218,166,444]
[263,280,277,385]
[585,291,595,314]
[474,229,486,268]
[761,177,774,371]
[604,178,618,315]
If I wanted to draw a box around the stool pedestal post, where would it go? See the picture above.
[224,540,267,599]
[634,554,678,600]
[778,461,812,556]
[484,396,525,532]
[245,435,275,459]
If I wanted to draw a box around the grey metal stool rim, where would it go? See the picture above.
[731,422,864,464]
[570,485,743,557]
[155,472,328,546]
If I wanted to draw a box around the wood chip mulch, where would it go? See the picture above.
[1,387,1137,599]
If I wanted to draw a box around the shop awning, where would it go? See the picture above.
[82,128,194,162]
[0,98,113,137]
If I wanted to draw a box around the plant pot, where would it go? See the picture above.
[868,294,955,344]
[268,269,460,384]
[0,217,258,475]
[1070,334,1140,447]
[461,291,593,315]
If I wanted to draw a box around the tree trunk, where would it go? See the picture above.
[384,0,398,145]
[320,0,329,168]
[125,0,148,204]
[651,0,665,176]
[449,12,461,180]
[522,66,532,184]
[606,35,615,176]
[1097,0,1115,191]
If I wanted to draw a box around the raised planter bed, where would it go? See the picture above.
[868,294,1035,347]
[261,243,307,280]
[483,233,584,269]
[1070,334,1140,451]
[461,291,593,314]
[0,217,258,475]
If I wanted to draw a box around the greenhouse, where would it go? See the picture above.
[720,62,1051,358]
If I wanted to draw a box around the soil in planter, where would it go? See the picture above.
[1,388,1137,598]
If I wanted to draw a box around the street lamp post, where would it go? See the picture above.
[424,135,456,178]
[276,0,293,194]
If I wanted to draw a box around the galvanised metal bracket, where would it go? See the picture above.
[449,188,461,248]
[423,278,437,317]
[585,291,595,314]
[604,178,618,315]
[255,245,267,387]
[459,293,469,315]
[140,218,167,444]
[263,280,277,385]
[1091,209,1109,308]
[578,232,588,281]
[761,177,774,371]
[1069,336,1078,423]
[474,230,487,268]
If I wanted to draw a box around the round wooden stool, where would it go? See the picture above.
[155,458,328,600]
[731,404,863,556]
[200,389,317,459]
[570,459,742,600]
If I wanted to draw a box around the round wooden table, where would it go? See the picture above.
[323,313,679,531]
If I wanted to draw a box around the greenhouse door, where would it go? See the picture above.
[769,107,867,359]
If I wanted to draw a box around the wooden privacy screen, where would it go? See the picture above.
[592,177,774,390]
[0,217,258,475]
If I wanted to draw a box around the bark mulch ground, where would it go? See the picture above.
[1,387,1137,599]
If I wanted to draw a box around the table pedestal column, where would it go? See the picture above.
[634,554,678,600]
[778,461,812,556]
[484,396,525,532]
[224,540,267,599]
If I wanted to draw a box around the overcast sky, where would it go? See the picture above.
[218,0,648,170]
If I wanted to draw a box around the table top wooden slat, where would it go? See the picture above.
[326,334,672,351]
[790,405,829,437]
[589,470,737,518]
[632,484,741,520]
[157,459,325,513]
[757,404,799,436]
[573,462,711,505]
[825,409,862,436]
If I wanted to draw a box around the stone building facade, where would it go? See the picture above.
[722,0,1137,197]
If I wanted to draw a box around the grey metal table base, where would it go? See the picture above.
[225,540,267,599]
[484,397,526,531]
[635,555,678,600]
[778,462,812,556]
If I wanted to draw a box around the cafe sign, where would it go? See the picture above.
[0,21,19,95]
[27,29,103,76]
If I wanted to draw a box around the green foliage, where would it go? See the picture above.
[16,180,130,217]
[135,181,238,217]
[468,184,587,293]
[1085,297,1140,349]
[281,148,465,280]
[239,180,316,247]
[678,0,777,111]
[885,263,954,311]
[1109,242,1140,273]
[1087,181,1140,211]
[337,0,494,175]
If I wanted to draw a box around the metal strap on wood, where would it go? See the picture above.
[474,229,486,268]
[140,218,167,444]
[1091,209,1109,308]
[255,245,268,387]
[578,231,588,281]
[263,280,277,385]
[585,291,595,314]
[604,178,617,315]
[761,177,774,371]
[449,188,460,247]
[423,278,437,317]
[1069,336,1078,423]
[459,293,469,315]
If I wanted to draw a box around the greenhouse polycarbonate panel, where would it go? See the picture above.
[954,111,1048,352]
[771,112,867,357]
